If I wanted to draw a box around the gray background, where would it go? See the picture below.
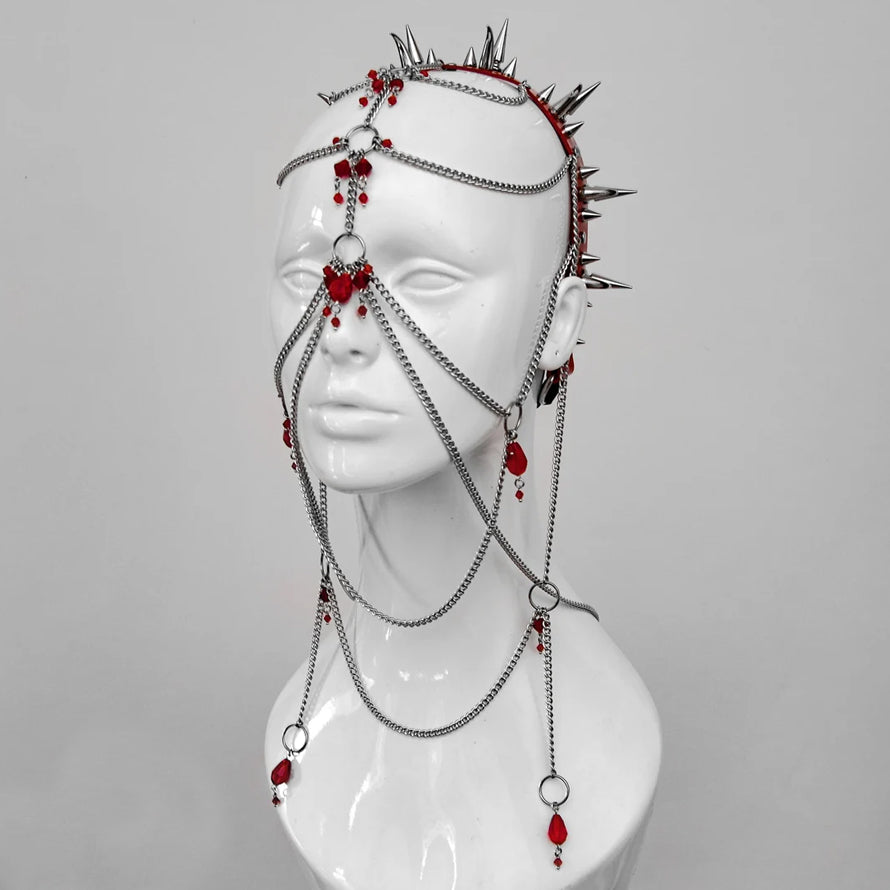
[2,1,887,888]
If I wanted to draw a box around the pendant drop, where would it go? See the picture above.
[505,440,528,500]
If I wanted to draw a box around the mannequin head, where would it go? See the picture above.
[270,69,587,493]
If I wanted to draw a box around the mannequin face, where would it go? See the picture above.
[271,72,574,493]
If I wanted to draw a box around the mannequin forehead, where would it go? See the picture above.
[291,70,566,184]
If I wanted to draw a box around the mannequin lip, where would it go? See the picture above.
[309,400,400,437]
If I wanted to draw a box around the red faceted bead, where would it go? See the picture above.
[421,70,429,77]
[332,136,341,144]
[505,442,528,476]
[282,417,291,430]
[367,69,378,79]
[381,138,393,148]
[282,430,292,448]
[323,613,332,623]
[537,642,544,653]
[322,305,332,317]
[515,490,524,501]
[359,96,368,107]
[328,273,354,304]
[352,269,370,291]
[355,157,372,177]
[357,304,368,318]
[554,857,563,869]
[566,354,575,375]
[358,192,368,205]
[334,159,351,178]
[271,758,291,786]
[533,617,544,634]
[319,589,329,602]
[333,192,345,205]
[372,78,385,94]
[388,95,397,106]
[323,265,337,283]
[363,262,373,272]
[548,813,568,845]
[391,78,404,92]
[330,317,341,328]
[272,794,281,807]
[291,462,297,470]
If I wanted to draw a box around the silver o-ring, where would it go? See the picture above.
[503,401,523,434]
[281,722,309,755]
[528,580,561,612]
[332,232,366,264]
[345,124,379,153]
[539,773,571,808]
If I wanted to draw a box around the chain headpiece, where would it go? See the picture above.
[268,21,635,873]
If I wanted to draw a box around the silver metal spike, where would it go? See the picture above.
[579,253,601,265]
[536,84,556,103]
[583,186,638,203]
[581,209,602,221]
[426,48,439,65]
[562,120,584,138]
[502,57,517,78]
[584,274,632,290]
[479,26,494,69]
[463,46,477,66]
[493,19,509,66]
[579,166,600,179]
[563,82,601,117]
[404,25,424,65]
[391,33,410,67]
[551,85,582,117]
[317,92,333,105]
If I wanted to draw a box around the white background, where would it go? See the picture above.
[2,1,887,887]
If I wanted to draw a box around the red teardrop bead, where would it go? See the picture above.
[282,417,291,430]
[533,617,544,634]
[548,813,568,845]
[334,159,351,178]
[505,442,528,476]
[282,430,292,448]
[271,758,291,786]
[566,354,575,375]
[328,273,354,304]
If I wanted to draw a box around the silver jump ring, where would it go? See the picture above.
[503,401,523,434]
[320,551,331,580]
[281,722,309,756]
[528,580,561,612]
[539,773,571,808]
[345,124,379,153]
[332,232,366,264]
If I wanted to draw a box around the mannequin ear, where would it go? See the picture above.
[538,275,587,372]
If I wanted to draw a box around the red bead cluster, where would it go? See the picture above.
[320,585,332,624]
[359,69,404,108]
[270,756,291,807]
[548,811,568,868]
[332,154,373,206]
[505,440,528,500]
[322,262,374,327]
[533,614,545,653]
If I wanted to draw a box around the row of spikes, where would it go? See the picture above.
[388,22,635,291]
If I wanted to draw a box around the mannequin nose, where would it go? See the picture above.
[319,299,382,366]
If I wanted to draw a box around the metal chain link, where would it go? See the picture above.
[277,143,346,188]
[542,613,557,775]
[410,70,529,106]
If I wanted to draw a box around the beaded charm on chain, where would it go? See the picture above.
[269,20,635,871]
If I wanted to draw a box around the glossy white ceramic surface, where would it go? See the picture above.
[267,68,660,890]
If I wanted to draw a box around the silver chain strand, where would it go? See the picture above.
[328,585,538,737]
[273,285,326,405]
[543,367,568,582]
[277,143,346,188]
[410,70,529,106]
[542,613,557,776]
[294,592,326,727]
[380,147,570,196]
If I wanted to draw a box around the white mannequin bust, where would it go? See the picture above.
[266,57,660,890]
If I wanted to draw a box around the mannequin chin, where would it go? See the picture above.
[266,66,660,890]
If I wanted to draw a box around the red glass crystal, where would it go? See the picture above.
[323,613,332,623]
[272,794,281,807]
[328,273,354,303]
[367,69,378,79]
[381,138,393,148]
[352,269,370,291]
[548,813,568,845]
[271,758,291,786]
[322,306,332,317]
[334,159,351,178]
[359,96,369,107]
[388,95,397,106]
[357,304,368,317]
[391,78,404,92]
[319,589,329,602]
[282,417,291,430]
[536,642,545,653]
[554,857,563,869]
[355,157,372,177]
[364,262,373,272]
[505,442,528,476]
[358,192,368,205]
[332,136,341,144]
[372,78,385,94]
[291,462,297,470]
[533,617,544,634]
[330,317,341,328]
[566,354,575,375]
[515,490,524,500]
[323,265,337,283]
[282,430,292,448]
[333,193,344,205]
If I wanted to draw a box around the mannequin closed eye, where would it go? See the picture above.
[392,263,468,297]
[280,265,323,296]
